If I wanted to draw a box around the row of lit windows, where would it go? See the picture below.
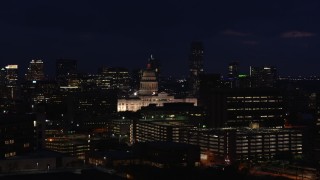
[227,107,282,111]
[4,139,14,145]
[4,152,16,157]
[237,139,295,143]
[46,146,89,151]
[236,116,252,118]
[84,122,106,125]
[227,100,282,103]
[227,96,282,99]
[24,143,30,147]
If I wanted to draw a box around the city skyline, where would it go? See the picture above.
[1,0,320,77]
[1,1,320,178]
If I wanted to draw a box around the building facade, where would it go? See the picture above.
[189,41,204,97]
[227,62,239,88]
[0,114,36,159]
[250,66,277,88]
[183,127,303,164]
[56,59,77,86]
[117,63,197,112]
[45,134,90,159]
[96,67,131,93]
[117,92,197,112]
[25,59,45,81]
[201,88,284,128]
[5,65,19,99]
[136,120,195,143]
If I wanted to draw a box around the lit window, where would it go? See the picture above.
[24,143,30,148]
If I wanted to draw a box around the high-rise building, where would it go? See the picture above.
[25,59,45,81]
[96,66,111,90]
[5,65,19,99]
[0,67,5,84]
[228,62,239,78]
[198,73,222,106]
[96,67,131,93]
[201,88,284,128]
[20,80,60,106]
[189,41,204,97]
[0,67,6,98]
[227,62,239,88]
[250,66,277,88]
[56,59,77,86]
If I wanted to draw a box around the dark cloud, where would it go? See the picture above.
[281,31,316,38]
[222,30,251,37]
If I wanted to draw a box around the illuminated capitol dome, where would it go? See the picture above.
[139,63,158,96]
[117,62,197,112]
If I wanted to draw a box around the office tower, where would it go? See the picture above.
[20,80,59,106]
[189,41,204,97]
[198,73,223,107]
[227,62,239,88]
[228,62,239,78]
[56,59,77,86]
[97,67,131,93]
[202,88,284,128]
[25,59,45,81]
[250,66,277,88]
[0,67,5,84]
[96,66,111,90]
[0,67,6,98]
[5,64,19,99]
[71,90,117,117]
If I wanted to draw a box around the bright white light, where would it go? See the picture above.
[200,154,208,160]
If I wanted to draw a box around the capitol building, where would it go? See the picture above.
[117,64,197,112]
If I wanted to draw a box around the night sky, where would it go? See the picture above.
[1,0,320,77]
